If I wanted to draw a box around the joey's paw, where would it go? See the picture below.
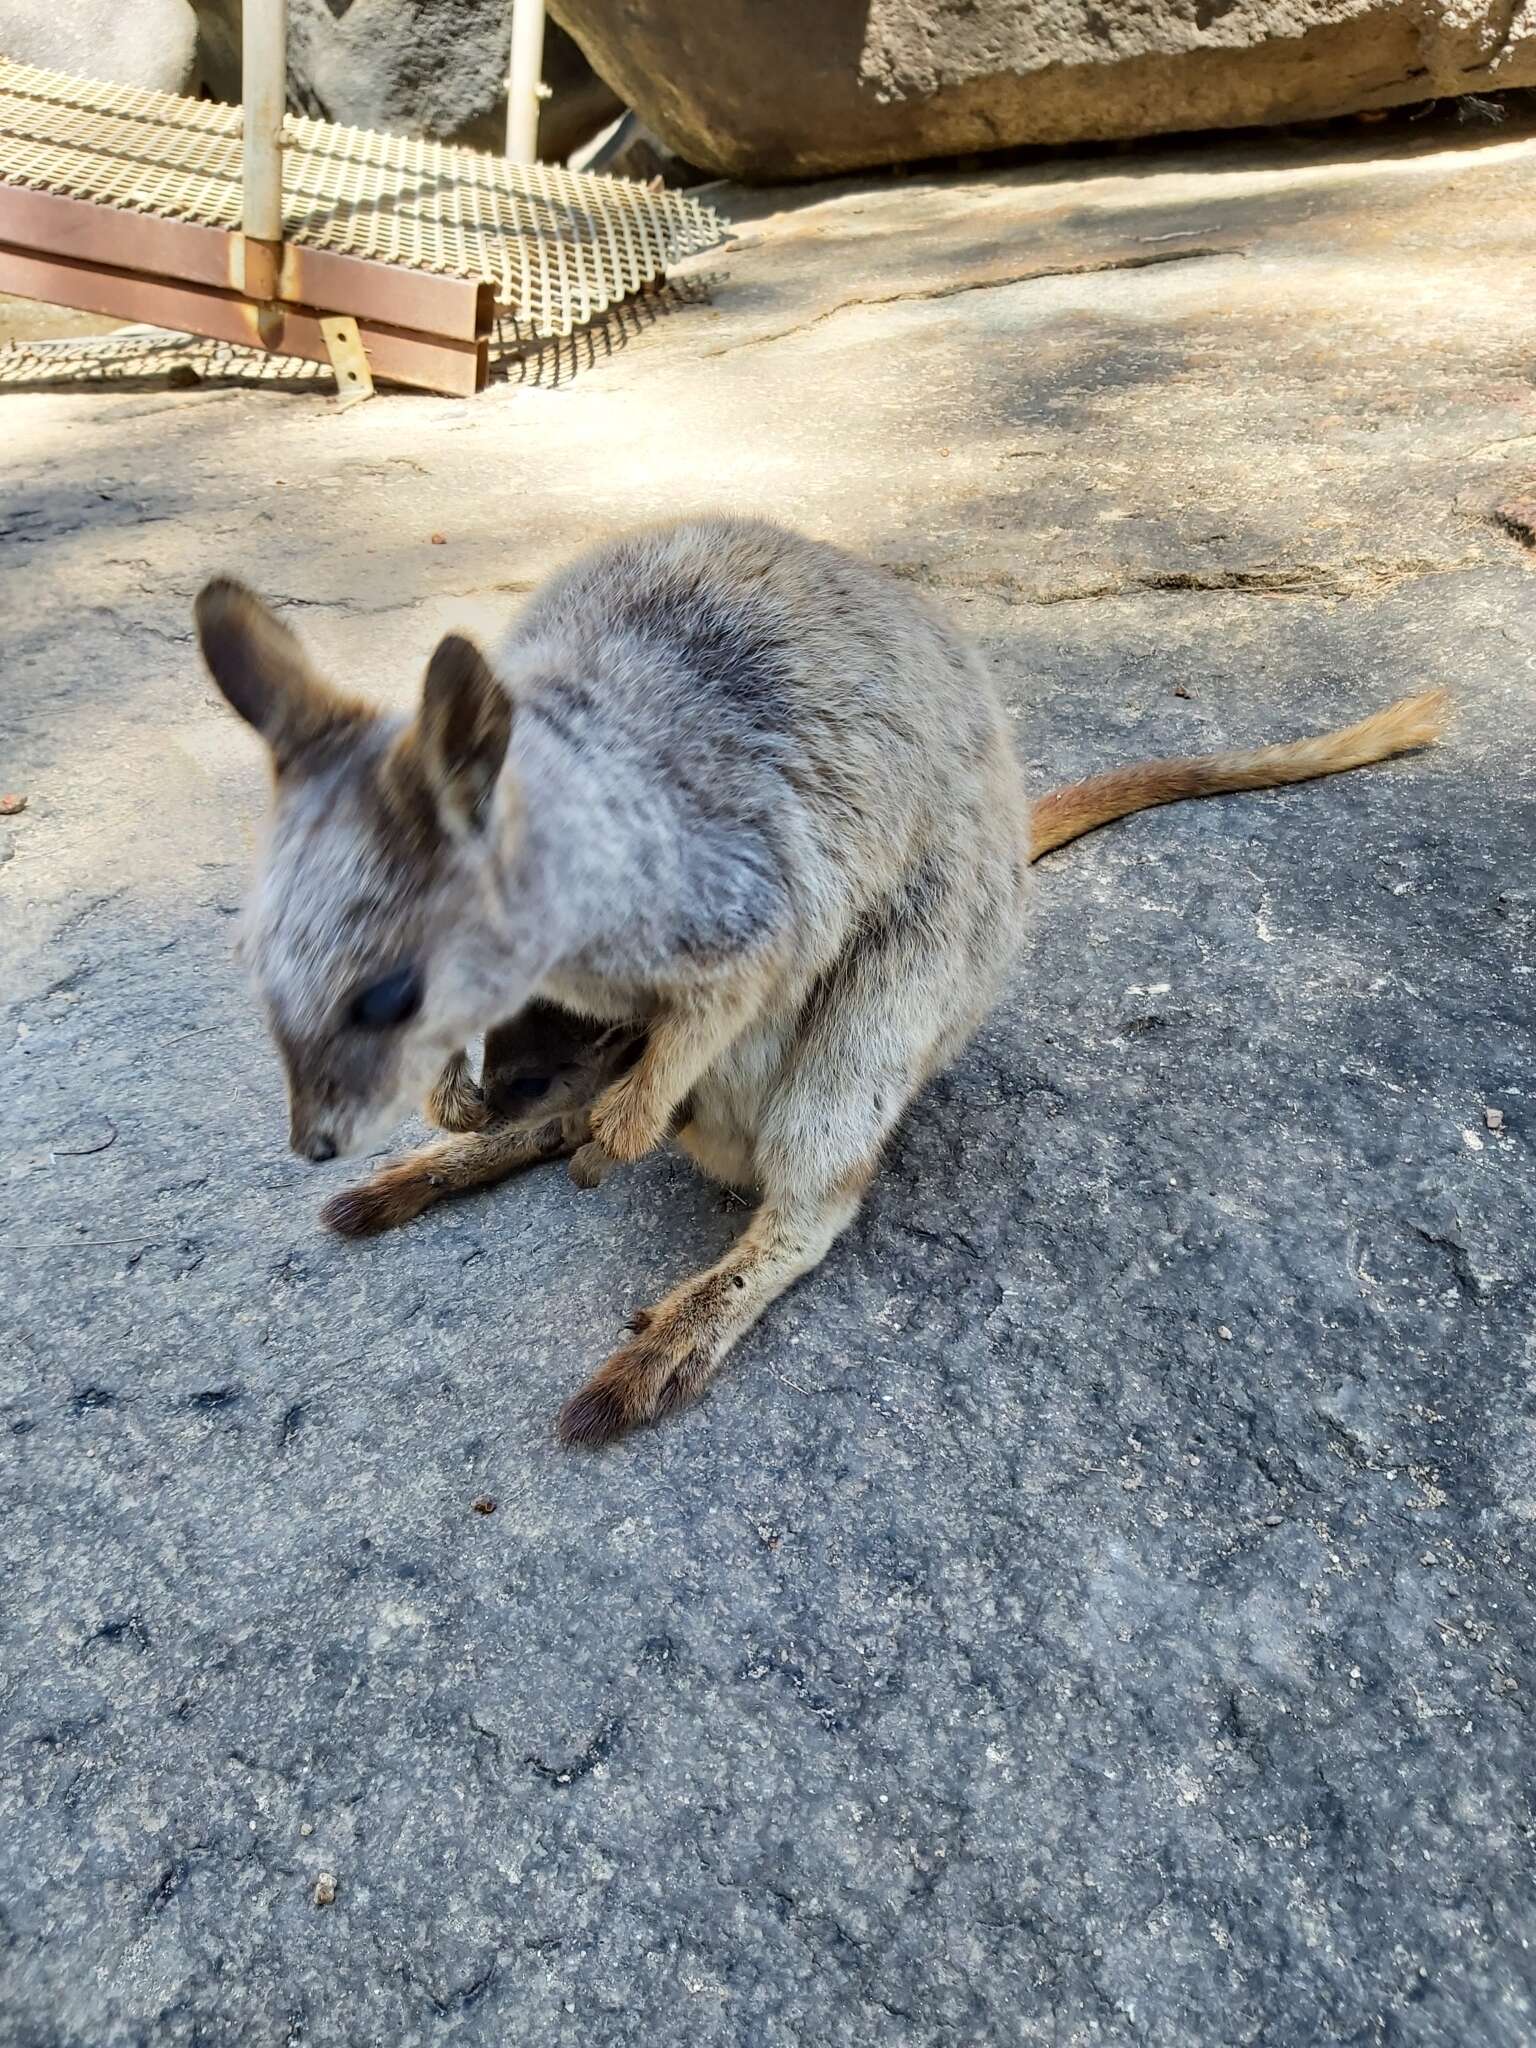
[554,1320,708,1448]
[587,1073,666,1165]
[426,1068,487,1134]
[567,1141,614,1191]
[321,1166,437,1238]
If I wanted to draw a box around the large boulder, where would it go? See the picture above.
[549,0,1536,178]
[1,0,198,93]
[190,2,620,161]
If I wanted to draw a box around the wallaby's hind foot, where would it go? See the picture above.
[322,1158,445,1238]
[555,1193,855,1447]
[426,1051,488,1133]
[323,1119,576,1238]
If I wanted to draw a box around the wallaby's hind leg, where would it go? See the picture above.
[556,995,918,1445]
[425,1050,487,1133]
[555,1182,865,1447]
[323,1116,578,1238]
[556,894,1010,1446]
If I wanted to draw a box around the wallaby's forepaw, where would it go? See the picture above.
[567,1141,615,1191]
[426,1053,487,1134]
[555,1315,710,1448]
[322,1163,439,1237]
[587,1072,667,1165]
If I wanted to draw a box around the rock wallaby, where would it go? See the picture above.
[194,516,1446,1446]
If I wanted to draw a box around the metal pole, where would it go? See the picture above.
[506,0,546,162]
[243,0,287,304]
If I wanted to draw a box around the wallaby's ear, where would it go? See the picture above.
[414,632,513,834]
[194,578,363,769]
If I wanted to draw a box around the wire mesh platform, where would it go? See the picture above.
[0,279,717,393]
[0,55,725,394]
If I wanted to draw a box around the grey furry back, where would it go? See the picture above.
[503,516,1027,988]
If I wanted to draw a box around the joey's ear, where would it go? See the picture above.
[414,632,513,833]
[194,578,364,769]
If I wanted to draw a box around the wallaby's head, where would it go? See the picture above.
[195,579,544,1161]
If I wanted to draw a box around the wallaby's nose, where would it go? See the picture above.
[304,1133,338,1163]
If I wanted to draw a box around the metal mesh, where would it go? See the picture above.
[0,57,724,336]
[0,326,328,386]
[0,284,715,388]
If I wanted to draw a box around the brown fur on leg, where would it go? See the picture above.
[556,1266,758,1447]
[321,1157,445,1238]
[556,1196,852,1447]
[323,1118,573,1238]
[425,1050,487,1132]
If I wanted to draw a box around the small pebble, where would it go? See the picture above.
[299,1821,313,1837]
[472,1494,496,1515]
[429,532,447,545]
[0,793,26,815]
[313,1872,337,1907]
[1217,1325,1233,1342]
[1173,685,1192,700]
[1484,1107,1505,1131]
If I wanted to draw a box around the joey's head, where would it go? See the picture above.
[481,1005,645,1126]
[195,580,546,1161]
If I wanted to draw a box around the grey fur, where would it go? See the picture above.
[200,516,1032,1432]
[506,517,1024,1020]
[198,515,1444,1437]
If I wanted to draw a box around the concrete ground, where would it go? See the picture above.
[2,110,1535,2047]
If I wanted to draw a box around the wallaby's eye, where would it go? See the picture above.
[347,966,422,1031]
[502,1074,550,1102]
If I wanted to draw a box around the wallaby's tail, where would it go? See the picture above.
[1028,689,1450,863]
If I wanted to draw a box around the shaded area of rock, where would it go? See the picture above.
[190,2,620,160]
[570,108,708,188]
[552,0,1536,177]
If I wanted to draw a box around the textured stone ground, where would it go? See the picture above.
[3,112,1535,2047]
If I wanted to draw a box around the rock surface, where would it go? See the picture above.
[191,1,620,160]
[552,0,1536,176]
[0,0,197,93]
[3,108,1536,2047]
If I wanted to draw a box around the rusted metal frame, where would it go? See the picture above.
[0,184,493,339]
[0,242,489,396]
[242,0,287,304]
